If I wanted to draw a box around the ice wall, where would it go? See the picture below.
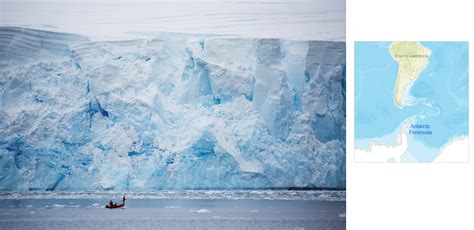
[0,27,345,191]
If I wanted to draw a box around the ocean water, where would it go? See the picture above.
[0,191,345,230]
[408,42,468,148]
[355,42,426,140]
[355,42,468,158]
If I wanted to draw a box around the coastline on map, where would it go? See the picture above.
[355,117,468,163]
[398,77,424,108]
[355,118,412,163]
[355,116,415,150]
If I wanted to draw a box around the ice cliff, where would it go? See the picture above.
[0,27,345,191]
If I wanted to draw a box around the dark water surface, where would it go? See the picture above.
[0,199,345,230]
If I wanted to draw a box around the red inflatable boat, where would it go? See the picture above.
[105,196,126,209]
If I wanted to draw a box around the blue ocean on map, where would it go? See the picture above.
[355,42,468,161]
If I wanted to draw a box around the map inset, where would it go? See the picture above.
[355,42,469,163]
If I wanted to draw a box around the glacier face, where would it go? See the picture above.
[0,27,345,191]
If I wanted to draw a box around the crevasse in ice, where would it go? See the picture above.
[0,27,345,191]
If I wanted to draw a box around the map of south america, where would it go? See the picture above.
[390,42,431,108]
[355,42,468,163]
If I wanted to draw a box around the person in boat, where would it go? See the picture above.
[106,196,126,208]
[117,196,126,206]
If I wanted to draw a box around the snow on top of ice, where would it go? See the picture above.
[0,0,345,41]
[0,190,346,201]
